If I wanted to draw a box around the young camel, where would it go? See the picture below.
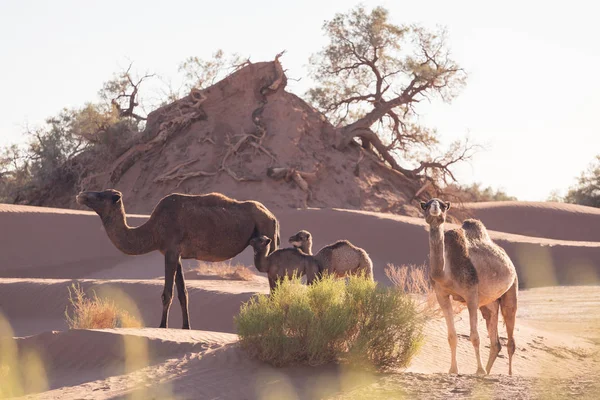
[249,235,320,292]
[76,189,280,329]
[420,198,518,375]
[288,230,374,281]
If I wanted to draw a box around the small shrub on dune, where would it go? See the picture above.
[64,283,142,329]
[235,274,424,370]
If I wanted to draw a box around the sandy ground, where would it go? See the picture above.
[1,202,600,399]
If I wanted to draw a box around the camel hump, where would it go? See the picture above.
[445,229,479,286]
[328,240,354,250]
[462,219,490,242]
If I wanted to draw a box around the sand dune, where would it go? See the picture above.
[1,202,600,399]
[4,284,599,399]
[0,278,267,337]
[458,201,600,242]
[2,204,599,288]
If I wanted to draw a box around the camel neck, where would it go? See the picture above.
[100,206,157,255]
[428,224,445,283]
[252,248,270,273]
[300,240,312,255]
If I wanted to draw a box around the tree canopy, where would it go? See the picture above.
[308,5,474,185]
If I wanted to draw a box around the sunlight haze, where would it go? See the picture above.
[1,0,598,201]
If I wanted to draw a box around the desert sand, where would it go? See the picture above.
[1,202,599,399]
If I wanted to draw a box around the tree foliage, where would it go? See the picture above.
[179,49,249,91]
[563,156,600,208]
[308,5,474,185]
[0,68,146,204]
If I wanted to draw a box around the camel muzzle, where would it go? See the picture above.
[76,192,92,205]
[429,206,441,217]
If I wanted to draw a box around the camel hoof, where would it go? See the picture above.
[476,368,486,376]
[449,367,458,374]
[159,324,167,329]
[182,325,191,330]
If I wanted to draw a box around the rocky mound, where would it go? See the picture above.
[46,57,421,215]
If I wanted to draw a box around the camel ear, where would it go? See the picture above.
[420,202,428,210]
[264,237,272,246]
[111,193,122,204]
[445,201,451,210]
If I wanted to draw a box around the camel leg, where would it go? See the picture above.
[175,260,191,330]
[305,263,318,285]
[436,292,459,374]
[159,251,178,328]
[268,275,277,293]
[466,291,486,375]
[500,278,518,376]
[480,300,501,374]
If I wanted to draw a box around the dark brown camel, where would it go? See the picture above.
[76,189,280,329]
[249,235,320,292]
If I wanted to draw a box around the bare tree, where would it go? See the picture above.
[99,63,154,122]
[308,5,475,184]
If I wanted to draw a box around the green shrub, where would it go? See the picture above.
[64,283,142,329]
[234,275,424,370]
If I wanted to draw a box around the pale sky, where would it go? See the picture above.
[1,0,598,201]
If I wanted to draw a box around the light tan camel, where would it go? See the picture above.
[288,230,373,281]
[249,235,320,292]
[76,189,280,329]
[420,198,518,375]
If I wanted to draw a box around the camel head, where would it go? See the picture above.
[76,189,123,216]
[249,235,272,254]
[288,230,311,248]
[420,198,451,226]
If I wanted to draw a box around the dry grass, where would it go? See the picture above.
[385,264,465,317]
[186,261,256,281]
[64,283,142,329]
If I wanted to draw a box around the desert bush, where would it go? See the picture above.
[64,283,141,329]
[235,274,424,370]
[385,264,465,317]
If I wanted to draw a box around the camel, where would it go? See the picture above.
[249,235,320,292]
[76,189,280,329]
[288,230,374,281]
[420,198,518,375]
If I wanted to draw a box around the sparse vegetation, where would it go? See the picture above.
[187,261,256,281]
[0,69,145,205]
[64,283,142,329]
[445,182,517,202]
[385,264,465,316]
[563,155,600,208]
[235,274,424,370]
